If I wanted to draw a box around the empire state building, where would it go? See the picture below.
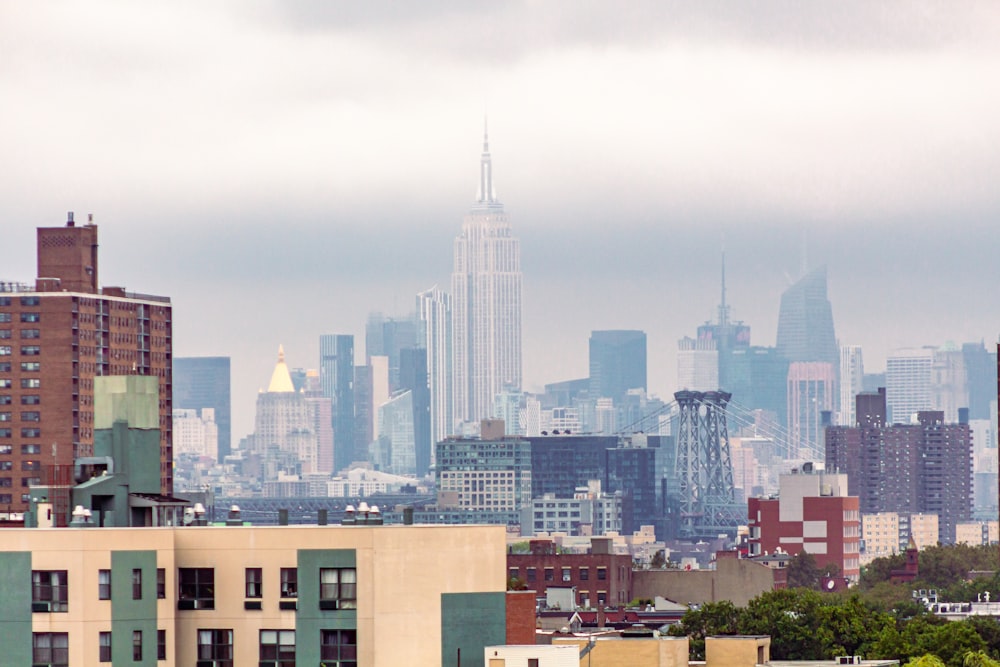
[451,123,522,426]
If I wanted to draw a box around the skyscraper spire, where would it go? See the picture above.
[718,246,730,327]
[477,116,496,205]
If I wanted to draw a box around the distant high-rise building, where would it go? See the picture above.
[700,249,751,389]
[250,346,318,474]
[589,330,647,400]
[931,344,967,423]
[319,334,355,471]
[173,408,218,461]
[0,214,173,515]
[787,361,835,459]
[963,341,998,420]
[365,312,421,391]
[826,388,972,544]
[374,390,416,476]
[399,347,431,476]
[775,267,839,368]
[451,123,522,426]
[677,336,718,391]
[726,346,789,429]
[839,345,864,426]
[886,347,934,424]
[174,356,231,460]
[417,286,453,448]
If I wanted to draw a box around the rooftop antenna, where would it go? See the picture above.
[718,237,729,327]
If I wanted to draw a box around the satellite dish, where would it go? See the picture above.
[825,579,836,591]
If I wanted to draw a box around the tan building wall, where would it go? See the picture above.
[863,512,900,559]
[910,514,939,549]
[553,636,689,667]
[705,635,770,667]
[631,557,775,607]
[1,523,506,666]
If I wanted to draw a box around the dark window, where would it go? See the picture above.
[133,630,142,661]
[0,380,9,389]
[259,629,295,667]
[132,568,143,600]
[21,411,40,422]
[178,568,214,610]
[21,362,40,372]
[597,568,607,581]
[157,629,166,660]
[579,568,589,581]
[0,362,9,371]
[21,395,40,405]
[319,568,357,609]
[98,569,111,600]
[197,629,233,666]
[245,567,262,598]
[20,346,40,356]
[21,460,40,471]
[320,629,357,667]
[0,493,11,503]
[528,660,540,667]
[0,475,11,483]
[21,444,40,454]
[20,313,40,323]
[156,568,165,599]
[544,568,554,581]
[99,631,112,662]
[0,428,9,438]
[21,378,40,388]
[526,567,536,582]
[21,329,40,339]
[32,632,68,667]
[279,568,297,598]
[20,297,40,306]
[21,428,41,438]
[32,570,68,612]
[0,396,10,405]
[562,567,571,582]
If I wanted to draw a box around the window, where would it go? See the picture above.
[32,632,68,667]
[197,629,233,666]
[99,631,112,662]
[22,411,41,422]
[0,444,10,453]
[579,567,589,581]
[259,629,295,667]
[245,567,262,598]
[157,629,166,660]
[0,380,9,389]
[21,362,40,372]
[99,569,111,600]
[0,473,12,481]
[32,570,68,612]
[20,297,40,306]
[178,568,214,610]
[0,361,9,371]
[22,460,40,471]
[319,567,357,610]
[22,428,41,438]
[544,568,554,582]
[21,329,40,339]
[0,346,10,356]
[133,630,143,661]
[0,412,9,422]
[132,568,143,600]
[21,346,40,356]
[21,378,40,388]
[21,395,40,405]
[526,567,536,582]
[320,629,357,667]
[156,568,165,599]
[22,476,41,487]
[0,396,10,405]
[0,429,9,438]
[597,567,607,581]
[0,494,11,503]
[562,567,571,582]
[280,567,297,598]
[0,313,8,323]
[21,313,40,323]
[528,660,540,667]
[21,444,40,454]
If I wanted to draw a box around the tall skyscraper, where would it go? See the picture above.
[0,214,173,516]
[589,330,647,400]
[174,356,231,460]
[839,345,864,426]
[399,347,431,476]
[248,346,318,473]
[451,123,522,427]
[677,336,718,391]
[885,347,934,424]
[775,267,839,379]
[417,286,453,448]
[319,334,355,472]
[787,361,835,460]
[365,312,421,391]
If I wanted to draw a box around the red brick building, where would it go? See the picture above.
[748,470,861,584]
[0,214,172,518]
[507,537,633,609]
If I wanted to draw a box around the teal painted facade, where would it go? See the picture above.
[295,549,357,665]
[441,592,507,667]
[111,550,159,666]
[0,552,32,667]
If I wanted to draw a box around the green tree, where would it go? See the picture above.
[668,600,740,660]
[964,650,1000,667]
[786,551,823,590]
[905,657,947,667]
[650,550,667,569]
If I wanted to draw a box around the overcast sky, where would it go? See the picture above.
[2,2,999,439]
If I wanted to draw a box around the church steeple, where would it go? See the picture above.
[477,116,498,205]
[267,344,295,393]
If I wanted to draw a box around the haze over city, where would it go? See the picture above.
[3,2,999,437]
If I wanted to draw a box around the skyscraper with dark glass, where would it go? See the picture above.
[588,330,647,401]
[775,266,838,369]
[319,334,355,472]
[174,356,232,461]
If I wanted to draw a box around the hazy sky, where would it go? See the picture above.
[3,2,999,439]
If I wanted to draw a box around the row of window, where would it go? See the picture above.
[32,566,358,613]
[0,412,40,421]
[0,361,41,371]
[510,566,608,582]
[32,629,355,667]
[0,297,40,306]
[0,313,40,323]
[0,378,41,388]
[0,427,41,437]
[0,346,40,356]
[0,444,43,454]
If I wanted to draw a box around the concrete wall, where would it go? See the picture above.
[705,635,770,667]
[631,558,775,607]
[554,636,689,667]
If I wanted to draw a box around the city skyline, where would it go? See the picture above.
[3,3,999,439]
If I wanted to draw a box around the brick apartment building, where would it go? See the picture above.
[0,213,172,518]
[507,537,633,609]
